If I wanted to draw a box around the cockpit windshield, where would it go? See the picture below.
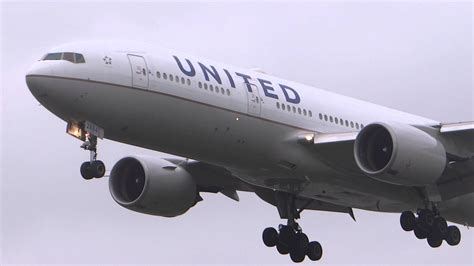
[41,52,85,63]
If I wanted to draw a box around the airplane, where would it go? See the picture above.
[25,40,473,263]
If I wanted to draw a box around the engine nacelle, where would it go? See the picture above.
[354,122,446,186]
[109,156,198,217]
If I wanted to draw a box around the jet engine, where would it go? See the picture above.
[354,122,446,186]
[109,156,198,217]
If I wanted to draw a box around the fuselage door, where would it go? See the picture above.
[127,54,149,88]
[245,83,261,116]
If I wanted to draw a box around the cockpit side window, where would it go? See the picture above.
[75,53,85,63]
[62,52,75,63]
[43,53,62,60]
[41,52,86,63]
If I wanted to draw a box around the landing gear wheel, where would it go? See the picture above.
[414,223,428,240]
[417,209,434,230]
[427,233,443,248]
[307,241,323,261]
[400,211,416,231]
[290,233,308,262]
[276,242,289,255]
[262,227,279,247]
[289,249,305,263]
[432,217,448,237]
[91,160,106,178]
[279,225,295,246]
[80,162,93,180]
[294,233,309,252]
[445,226,461,246]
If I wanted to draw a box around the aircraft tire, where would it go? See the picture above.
[427,233,443,248]
[91,160,106,178]
[289,249,305,263]
[445,226,461,246]
[262,227,279,247]
[400,211,416,231]
[432,217,448,237]
[414,223,428,240]
[417,209,434,230]
[306,241,323,261]
[276,242,289,255]
[80,162,94,180]
[279,225,295,247]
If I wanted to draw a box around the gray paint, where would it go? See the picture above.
[2,1,473,264]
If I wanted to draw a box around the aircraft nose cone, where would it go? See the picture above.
[26,61,52,76]
[25,62,52,98]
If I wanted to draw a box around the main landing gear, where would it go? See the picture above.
[262,193,323,263]
[80,133,106,180]
[400,207,461,248]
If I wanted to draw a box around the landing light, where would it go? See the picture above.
[236,117,240,121]
[66,121,86,141]
[298,133,315,145]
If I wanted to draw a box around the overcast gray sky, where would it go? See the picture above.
[1,1,473,265]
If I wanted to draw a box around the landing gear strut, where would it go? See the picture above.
[400,205,461,248]
[80,133,105,180]
[262,192,323,263]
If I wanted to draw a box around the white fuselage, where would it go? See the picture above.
[26,41,471,219]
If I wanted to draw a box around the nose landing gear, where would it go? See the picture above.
[80,133,106,180]
[66,120,106,180]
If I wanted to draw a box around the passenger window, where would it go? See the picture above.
[350,121,354,128]
[221,87,225,94]
[226,89,230,96]
[324,115,328,121]
[345,120,349,127]
[163,73,168,80]
[187,79,191,86]
[287,105,291,112]
[75,53,85,63]
[282,104,286,111]
[142,69,146,76]
[309,111,312,117]
[170,75,174,81]
[276,102,280,109]
[319,113,323,120]
[298,108,302,114]
[181,77,185,84]
[198,81,202,88]
[62,52,75,63]
[303,109,307,116]
[335,117,339,124]
[156,72,161,79]
[330,116,333,123]
[175,75,179,82]
[356,123,360,129]
[210,84,214,92]
[292,106,296,113]
[361,124,364,128]
[204,83,208,90]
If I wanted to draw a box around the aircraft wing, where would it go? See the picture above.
[171,159,355,218]
[437,121,474,159]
